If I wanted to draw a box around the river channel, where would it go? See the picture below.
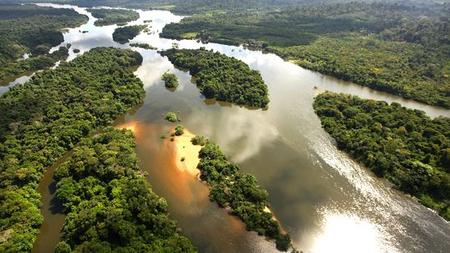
[9,3,448,253]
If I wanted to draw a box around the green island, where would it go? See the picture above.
[53,128,196,252]
[161,1,450,108]
[162,71,179,90]
[160,48,269,108]
[314,92,450,220]
[194,140,293,251]
[129,42,156,49]
[87,8,139,26]
[112,25,146,44]
[0,48,145,252]
[0,4,88,85]
[164,111,180,122]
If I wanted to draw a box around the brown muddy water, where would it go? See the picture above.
[14,3,450,253]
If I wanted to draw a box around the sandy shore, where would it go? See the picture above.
[171,129,202,177]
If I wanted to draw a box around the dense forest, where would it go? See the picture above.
[53,128,196,252]
[87,8,139,26]
[314,92,450,220]
[0,4,88,85]
[160,48,269,108]
[0,48,145,252]
[161,1,450,108]
[162,71,179,90]
[195,140,292,251]
[112,25,146,44]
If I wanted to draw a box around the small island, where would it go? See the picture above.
[160,48,269,108]
[112,25,146,44]
[161,71,179,90]
[164,111,180,122]
[314,92,450,220]
[88,8,139,26]
[129,43,157,50]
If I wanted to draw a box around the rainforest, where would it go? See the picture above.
[0,1,449,253]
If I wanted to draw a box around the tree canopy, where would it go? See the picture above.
[161,1,450,107]
[160,48,269,108]
[314,92,450,220]
[0,47,144,252]
[0,4,88,85]
[53,128,197,253]
[196,141,292,251]
[87,8,139,26]
[112,25,146,44]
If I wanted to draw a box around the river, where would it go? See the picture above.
[9,3,448,253]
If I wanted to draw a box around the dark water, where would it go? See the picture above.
[27,3,450,253]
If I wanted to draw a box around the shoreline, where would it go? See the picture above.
[171,129,202,177]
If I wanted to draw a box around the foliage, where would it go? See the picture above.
[0,4,88,85]
[161,1,450,107]
[53,128,197,252]
[197,141,292,251]
[314,92,450,220]
[162,71,179,89]
[0,46,70,85]
[129,43,156,49]
[112,25,146,44]
[0,48,144,252]
[87,8,139,26]
[191,135,207,146]
[160,48,269,108]
[174,125,184,136]
[164,112,179,123]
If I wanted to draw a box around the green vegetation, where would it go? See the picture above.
[112,25,146,44]
[87,8,139,26]
[314,92,450,220]
[191,135,207,146]
[53,128,196,252]
[129,43,156,49]
[161,48,269,108]
[162,71,179,89]
[174,125,184,136]
[0,46,70,85]
[161,1,450,108]
[0,4,88,85]
[164,112,180,122]
[196,141,292,251]
[0,48,144,252]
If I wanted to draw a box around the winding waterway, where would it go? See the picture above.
[12,3,449,253]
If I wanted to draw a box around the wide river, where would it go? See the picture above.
[5,3,448,253]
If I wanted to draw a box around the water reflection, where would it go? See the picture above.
[309,210,399,253]
[24,3,450,253]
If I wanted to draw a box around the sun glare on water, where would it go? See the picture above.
[310,211,397,253]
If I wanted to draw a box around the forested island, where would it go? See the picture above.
[0,4,88,85]
[161,1,450,108]
[0,48,145,252]
[53,128,196,252]
[160,48,269,108]
[314,92,450,220]
[112,25,146,44]
[162,71,179,89]
[194,140,292,251]
[87,8,139,26]
[129,43,156,49]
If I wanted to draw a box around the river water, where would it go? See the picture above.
[15,3,449,253]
